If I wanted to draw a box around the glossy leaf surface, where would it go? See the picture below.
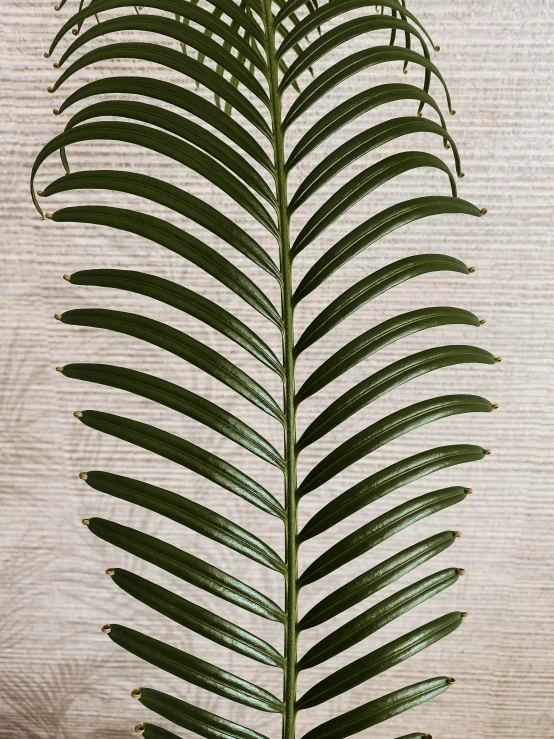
[83,470,284,570]
[89,517,285,621]
[37,2,493,736]
[108,624,283,711]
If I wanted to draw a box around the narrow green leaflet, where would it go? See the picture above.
[49,0,267,70]
[56,14,269,94]
[57,18,269,102]
[106,624,283,711]
[77,411,284,517]
[62,101,275,204]
[299,531,459,629]
[137,688,272,739]
[38,121,278,227]
[39,0,494,736]
[81,469,284,570]
[49,43,272,138]
[55,77,274,171]
[89,517,285,620]
[299,568,462,668]
[292,151,456,253]
[280,17,431,91]
[284,47,451,128]
[301,677,452,739]
[58,309,284,422]
[52,207,281,326]
[290,119,461,217]
[293,199,483,304]
[295,255,472,357]
[65,269,282,374]
[298,612,463,708]
[298,346,496,449]
[64,363,284,466]
[42,170,280,277]
[300,445,485,540]
[297,395,492,497]
[299,488,468,585]
[287,4,429,58]
[58,0,266,43]
[286,84,448,171]
[275,0,424,33]
[110,569,284,665]
[297,305,480,397]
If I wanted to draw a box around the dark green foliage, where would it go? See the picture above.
[35,0,495,737]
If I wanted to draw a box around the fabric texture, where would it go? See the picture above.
[1,1,553,737]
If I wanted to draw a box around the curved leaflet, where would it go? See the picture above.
[90,517,285,620]
[59,308,284,421]
[38,1,494,736]
[65,269,282,373]
[299,531,459,629]
[299,568,462,668]
[82,469,284,570]
[298,395,492,496]
[77,411,284,517]
[107,624,283,711]
[52,207,282,326]
[298,346,495,449]
[300,444,485,540]
[111,570,284,666]
[137,688,272,739]
[299,488,468,585]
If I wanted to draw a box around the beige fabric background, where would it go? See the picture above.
[1,0,553,737]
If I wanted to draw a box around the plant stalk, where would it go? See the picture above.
[260,3,298,739]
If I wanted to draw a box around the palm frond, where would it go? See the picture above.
[35,0,495,737]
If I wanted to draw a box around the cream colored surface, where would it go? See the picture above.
[1,1,553,737]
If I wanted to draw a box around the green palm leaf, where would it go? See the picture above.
[300,445,484,540]
[77,412,284,516]
[298,347,495,449]
[297,612,463,708]
[59,310,283,420]
[137,688,271,739]
[43,172,280,277]
[299,567,462,667]
[55,103,277,203]
[286,84,450,172]
[283,47,452,127]
[293,199,483,301]
[54,208,281,325]
[64,269,282,373]
[49,43,272,136]
[297,395,492,496]
[55,77,274,170]
[289,121,461,216]
[111,569,284,665]
[49,1,267,69]
[82,471,284,570]
[299,531,460,629]
[36,1,495,736]
[298,487,469,585]
[302,677,452,739]
[90,518,285,620]
[107,624,283,711]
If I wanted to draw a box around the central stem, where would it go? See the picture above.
[260,4,298,739]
